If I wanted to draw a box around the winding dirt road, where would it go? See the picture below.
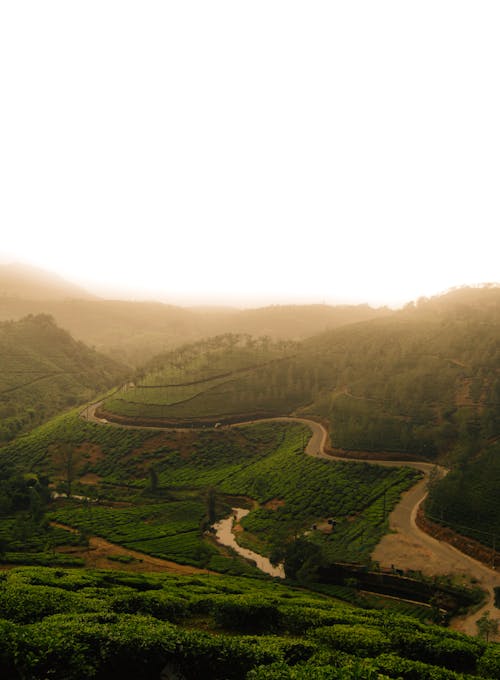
[81,403,499,637]
[268,417,499,637]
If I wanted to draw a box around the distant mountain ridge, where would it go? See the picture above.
[0,265,390,365]
[0,263,96,300]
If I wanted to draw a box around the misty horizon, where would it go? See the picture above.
[0,3,499,664]
[1,257,498,311]
[1,4,499,312]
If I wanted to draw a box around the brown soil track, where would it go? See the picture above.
[81,402,500,638]
[416,509,498,569]
[50,522,214,575]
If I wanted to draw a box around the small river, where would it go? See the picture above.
[213,508,285,579]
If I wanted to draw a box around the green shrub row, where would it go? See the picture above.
[0,567,496,679]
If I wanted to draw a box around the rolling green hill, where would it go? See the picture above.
[102,287,500,455]
[100,286,500,549]
[0,410,494,676]
[0,273,498,675]
[101,334,302,423]
[0,314,128,442]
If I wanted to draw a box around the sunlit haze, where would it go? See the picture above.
[1,2,499,308]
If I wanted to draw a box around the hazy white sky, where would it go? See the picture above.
[1,2,499,307]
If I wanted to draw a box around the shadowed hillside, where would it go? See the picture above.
[0,297,388,366]
[0,314,128,441]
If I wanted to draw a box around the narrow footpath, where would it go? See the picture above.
[50,521,212,575]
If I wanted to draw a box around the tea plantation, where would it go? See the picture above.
[0,566,498,679]
[0,411,419,569]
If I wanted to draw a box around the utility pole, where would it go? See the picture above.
[492,534,496,570]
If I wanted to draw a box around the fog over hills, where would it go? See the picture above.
[0,263,96,300]
[0,263,390,365]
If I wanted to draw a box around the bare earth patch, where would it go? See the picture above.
[126,431,197,467]
[51,522,214,575]
[78,473,102,485]
[75,443,105,465]
[373,531,472,578]
[263,498,285,510]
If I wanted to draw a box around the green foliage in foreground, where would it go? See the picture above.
[0,566,497,679]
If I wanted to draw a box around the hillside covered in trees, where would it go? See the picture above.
[0,315,128,442]
[104,286,499,456]
[0,287,498,676]
[101,286,500,548]
[0,263,389,365]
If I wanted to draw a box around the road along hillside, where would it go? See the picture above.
[266,417,499,637]
[81,404,499,638]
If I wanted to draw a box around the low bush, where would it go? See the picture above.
[0,618,19,679]
[110,590,190,621]
[246,658,392,679]
[477,644,500,679]
[389,628,485,673]
[17,613,179,680]
[310,624,391,657]
[374,653,475,680]
[279,604,380,635]
[212,595,281,633]
[0,583,100,624]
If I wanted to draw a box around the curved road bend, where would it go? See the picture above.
[267,417,499,637]
[81,405,499,637]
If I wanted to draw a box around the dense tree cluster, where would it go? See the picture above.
[0,463,52,556]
